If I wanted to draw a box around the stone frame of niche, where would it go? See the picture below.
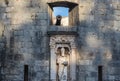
[47,1,79,26]
[49,35,77,81]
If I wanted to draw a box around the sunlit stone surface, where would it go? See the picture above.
[0,0,120,81]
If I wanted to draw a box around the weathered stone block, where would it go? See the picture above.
[5,7,14,12]
[114,10,120,15]
[35,60,49,66]
[86,77,96,81]
[79,60,93,65]
[36,12,48,20]
[36,20,47,26]
[14,54,24,61]
[108,75,115,80]
[90,72,97,77]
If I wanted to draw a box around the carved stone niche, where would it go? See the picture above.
[50,35,76,81]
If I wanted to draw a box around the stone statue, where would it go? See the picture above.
[56,47,68,81]
[55,15,62,26]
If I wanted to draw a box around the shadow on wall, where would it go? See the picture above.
[77,0,120,80]
[0,0,49,81]
[0,1,8,80]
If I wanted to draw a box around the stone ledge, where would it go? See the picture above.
[47,26,78,35]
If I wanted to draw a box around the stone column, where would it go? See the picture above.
[70,43,76,81]
[50,43,56,81]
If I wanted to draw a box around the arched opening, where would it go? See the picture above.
[48,1,78,26]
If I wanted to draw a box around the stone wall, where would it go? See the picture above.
[0,0,49,81]
[77,0,120,81]
[0,0,120,81]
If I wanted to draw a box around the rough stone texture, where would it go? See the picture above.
[0,0,120,81]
